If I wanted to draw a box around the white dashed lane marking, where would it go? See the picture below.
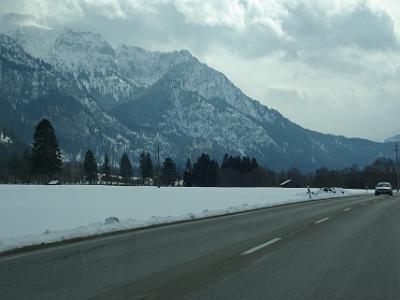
[315,217,330,224]
[241,238,282,256]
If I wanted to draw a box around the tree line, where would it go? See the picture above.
[0,119,398,188]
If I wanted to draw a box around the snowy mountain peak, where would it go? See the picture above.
[6,26,57,58]
[48,27,116,72]
[55,28,114,56]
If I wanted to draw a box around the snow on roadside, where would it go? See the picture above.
[0,185,368,253]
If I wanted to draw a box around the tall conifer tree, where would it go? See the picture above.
[84,150,98,184]
[161,158,177,186]
[101,154,111,184]
[192,153,219,187]
[31,119,62,182]
[120,153,133,185]
[183,158,193,187]
[139,152,154,184]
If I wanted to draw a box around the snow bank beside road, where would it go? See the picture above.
[0,185,367,253]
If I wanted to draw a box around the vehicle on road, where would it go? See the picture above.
[375,182,393,196]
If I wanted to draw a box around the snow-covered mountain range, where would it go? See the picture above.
[0,19,393,170]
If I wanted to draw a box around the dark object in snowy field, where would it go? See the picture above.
[105,217,120,224]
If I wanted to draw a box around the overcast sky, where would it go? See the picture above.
[1,0,400,141]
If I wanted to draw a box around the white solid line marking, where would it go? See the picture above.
[344,207,352,212]
[315,217,330,224]
[241,238,282,256]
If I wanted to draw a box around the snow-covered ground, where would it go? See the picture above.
[0,185,369,253]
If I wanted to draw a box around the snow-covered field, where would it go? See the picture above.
[0,185,368,253]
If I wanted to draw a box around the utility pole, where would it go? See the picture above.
[396,143,399,193]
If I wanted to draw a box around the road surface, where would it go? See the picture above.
[1,193,399,300]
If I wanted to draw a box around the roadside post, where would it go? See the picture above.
[307,186,312,200]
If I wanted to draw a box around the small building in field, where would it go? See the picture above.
[48,180,61,185]
[280,179,301,188]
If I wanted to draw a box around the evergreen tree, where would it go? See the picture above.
[183,158,193,187]
[83,150,98,184]
[31,119,62,182]
[192,153,219,187]
[101,154,111,184]
[232,156,242,171]
[219,154,262,187]
[145,152,154,180]
[120,153,133,184]
[251,158,259,170]
[139,152,146,184]
[161,158,177,186]
[242,156,252,173]
[139,152,154,184]
[221,153,230,169]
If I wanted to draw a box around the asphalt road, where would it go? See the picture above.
[1,193,398,300]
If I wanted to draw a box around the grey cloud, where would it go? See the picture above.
[284,1,399,53]
[333,3,399,51]
[2,0,398,60]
